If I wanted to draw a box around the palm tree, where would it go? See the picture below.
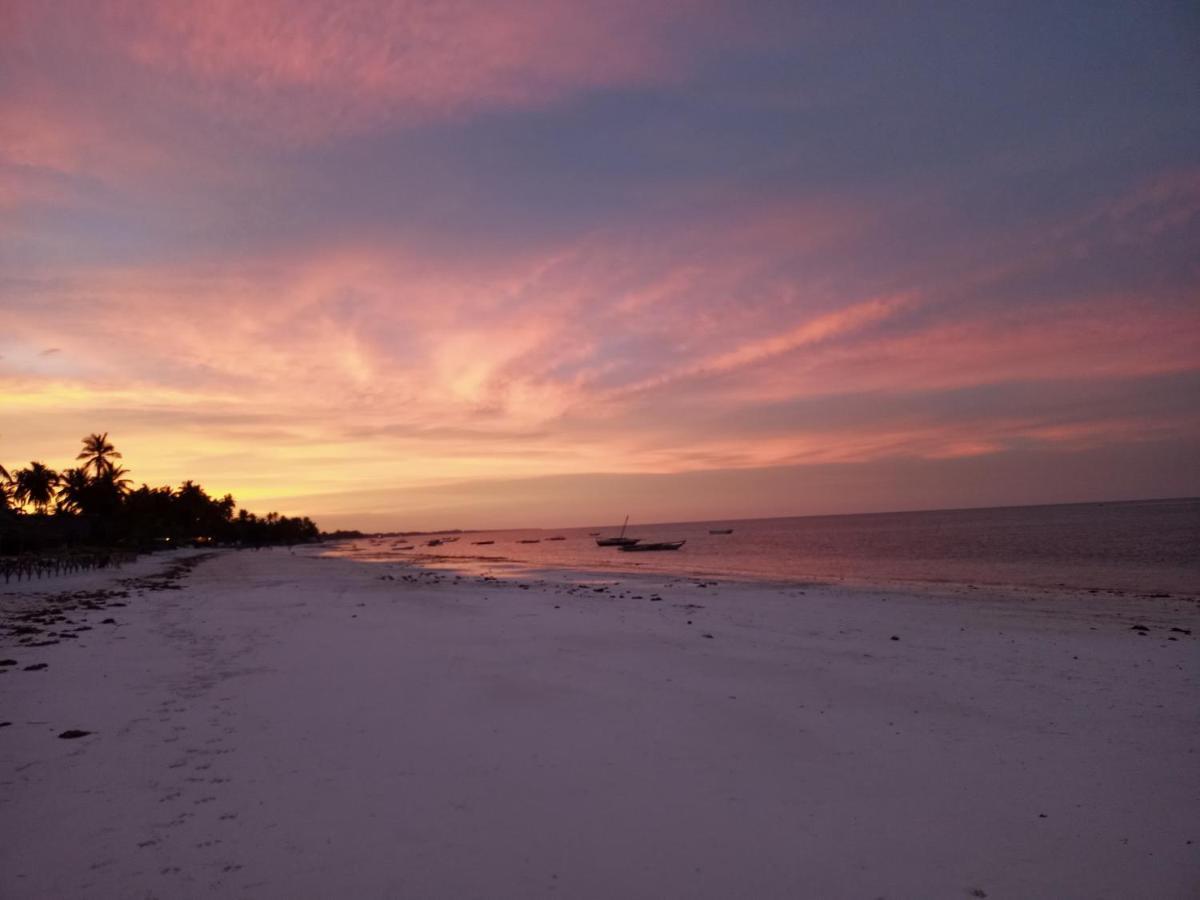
[56,467,92,514]
[77,432,122,477]
[97,465,133,495]
[13,462,60,514]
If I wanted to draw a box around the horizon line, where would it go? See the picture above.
[348,494,1197,536]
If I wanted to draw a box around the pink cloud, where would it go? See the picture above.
[5,0,717,143]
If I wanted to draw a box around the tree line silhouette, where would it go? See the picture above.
[1,433,319,555]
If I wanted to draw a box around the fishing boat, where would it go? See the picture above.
[619,540,685,552]
[518,539,541,544]
[709,528,733,535]
[427,539,444,547]
[596,515,639,547]
[546,536,566,541]
[471,540,495,545]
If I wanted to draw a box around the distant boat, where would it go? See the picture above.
[546,536,566,541]
[427,539,444,546]
[596,515,640,547]
[471,540,495,545]
[518,539,541,544]
[619,540,685,552]
[397,545,415,550]
[441,536,460,543]
[709,528,733,535]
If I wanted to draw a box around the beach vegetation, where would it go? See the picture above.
[1,434,319,555]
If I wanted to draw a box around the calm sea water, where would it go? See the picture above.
[330,498,1200,595]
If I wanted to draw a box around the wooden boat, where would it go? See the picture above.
[545,536,566,541]
[709,528,733,535]
[619,540,685,552]
[596,515,639,547]
[471,540,495,545]
[518,539,541,544]
[426,539,444,547]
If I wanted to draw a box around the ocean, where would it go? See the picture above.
[329,498,1200,595]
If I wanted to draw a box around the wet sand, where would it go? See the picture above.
[2,549,1197,898]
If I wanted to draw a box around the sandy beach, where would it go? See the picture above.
[1,549,1197,899]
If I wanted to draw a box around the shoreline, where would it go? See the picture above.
[321,540,1200,609]
[2,549,1198,898]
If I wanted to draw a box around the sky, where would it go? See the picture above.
[2,1,1198,530]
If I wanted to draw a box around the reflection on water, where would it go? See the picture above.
[324,498,1200,595]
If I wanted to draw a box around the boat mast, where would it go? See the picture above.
[619,514,629,538]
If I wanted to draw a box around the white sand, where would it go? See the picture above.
[1,549,1197,899]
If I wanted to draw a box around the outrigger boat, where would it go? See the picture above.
[619,540,685,552]
[596,515,640,547]
[709,528,733,535]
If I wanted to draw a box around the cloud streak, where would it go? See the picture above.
[2,2,1197,526]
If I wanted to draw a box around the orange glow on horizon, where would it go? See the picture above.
[3,2,1198,528]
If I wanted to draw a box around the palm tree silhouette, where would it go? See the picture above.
[77,432,123,477]
[57,467,91,514]
[13,462,60,514]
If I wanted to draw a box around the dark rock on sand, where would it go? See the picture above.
[1130,625,1149,632]
[58,729,91,739]
[101,618,116,624]
[0,659,17,667]
[24,663,48,671]
[1170,627,1191,635]
[891,635,900,641]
